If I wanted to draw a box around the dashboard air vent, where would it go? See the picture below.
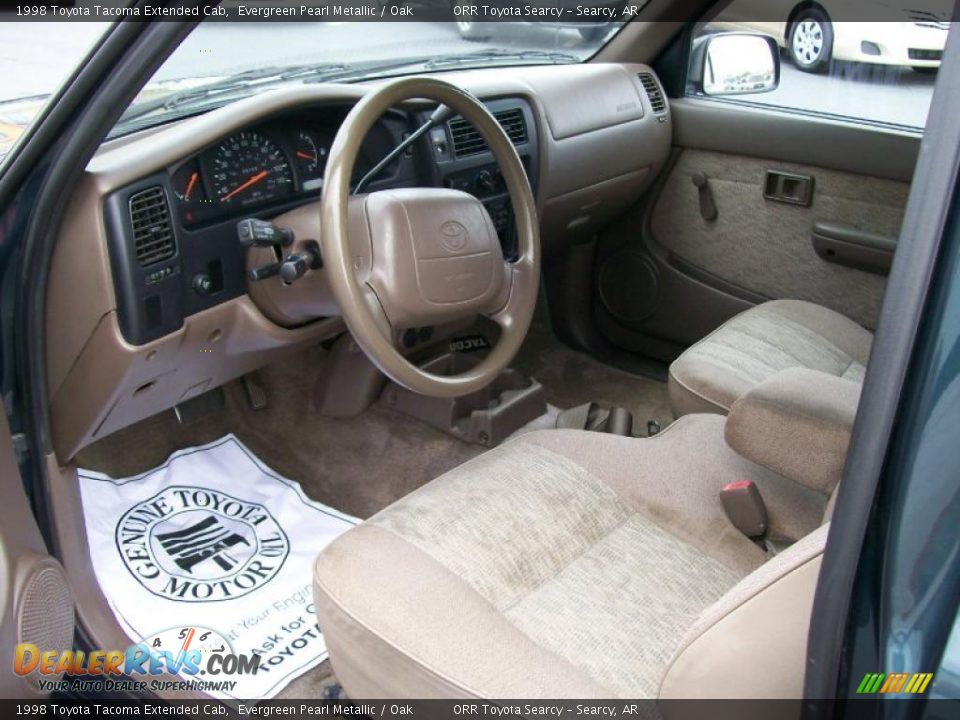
[128,186,175,267]
[449,108,528,158]
[638,72,667,114]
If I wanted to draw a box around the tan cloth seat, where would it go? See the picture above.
[669,299,873,416]
[313,414,832,700]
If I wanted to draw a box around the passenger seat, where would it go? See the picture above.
[669,299,873,416]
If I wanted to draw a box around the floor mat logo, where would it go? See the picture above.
[115,486,289,602]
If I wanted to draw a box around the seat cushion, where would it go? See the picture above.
[313,416,828,698]
[668,299,873,417]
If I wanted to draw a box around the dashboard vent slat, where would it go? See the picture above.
[449,107,528,158]
[129,186,175,267]
[638,72,667,114]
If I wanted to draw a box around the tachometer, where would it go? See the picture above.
[210,131,294,206]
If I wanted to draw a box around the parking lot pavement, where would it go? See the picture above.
[0,20,938,129]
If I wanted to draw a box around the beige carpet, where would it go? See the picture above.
[79,322,670,515]
[511,308,672,433]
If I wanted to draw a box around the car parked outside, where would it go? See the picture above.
[714,2,950,73]
[381,0,630,42]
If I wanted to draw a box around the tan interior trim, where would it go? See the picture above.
[50,298,343,462]
[43,456,214,701]
[0,415,64,698]
[671,97,920,182]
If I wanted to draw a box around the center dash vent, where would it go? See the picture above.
[638,72,667,114]
[128,186,175,267]
[449,107,528,158]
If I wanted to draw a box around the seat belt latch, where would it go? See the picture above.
[720,480,768,539]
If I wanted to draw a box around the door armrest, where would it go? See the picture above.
[811,221,897,276]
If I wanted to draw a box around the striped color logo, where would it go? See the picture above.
[856,672,934,694]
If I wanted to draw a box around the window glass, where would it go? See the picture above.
[0,22,111,162]
[114,4,638,135]
[687,1,954,130]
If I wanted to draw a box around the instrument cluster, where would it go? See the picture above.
[169,110,402,227]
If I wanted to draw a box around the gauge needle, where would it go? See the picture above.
[296,151,317,162]
[172,627,195,675]
[222,169,268,201]
[180,628,195,654]
[184,171,199,201]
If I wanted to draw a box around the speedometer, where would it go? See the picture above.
[209,131,294,206]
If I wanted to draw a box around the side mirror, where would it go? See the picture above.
[690,32,780,96]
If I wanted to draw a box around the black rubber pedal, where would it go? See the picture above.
[242,371,269,411]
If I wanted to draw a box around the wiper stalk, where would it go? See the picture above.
[354,104,454,194]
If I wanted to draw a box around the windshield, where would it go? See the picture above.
[116,11,633,133]
[0,21,111,162]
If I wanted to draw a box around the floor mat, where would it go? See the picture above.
[78,434,357,700]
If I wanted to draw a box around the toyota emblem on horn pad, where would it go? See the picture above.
[439,221,469,252]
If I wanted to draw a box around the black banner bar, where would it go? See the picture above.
[1,699,959,718]
[1,0,955,23]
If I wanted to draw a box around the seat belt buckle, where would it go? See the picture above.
[720,480,768,539]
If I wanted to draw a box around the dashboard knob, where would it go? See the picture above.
[477,169,496,193]
[192,273,214,296]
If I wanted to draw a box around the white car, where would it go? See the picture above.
[715,3,950,73]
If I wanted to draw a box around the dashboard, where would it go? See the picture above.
[47,63,671,462]
[104,99,539,346]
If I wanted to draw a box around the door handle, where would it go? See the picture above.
[764,170,814,207]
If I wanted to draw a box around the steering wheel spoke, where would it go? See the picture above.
[359,282,396,342]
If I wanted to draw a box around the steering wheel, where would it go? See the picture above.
[320,77,540,398]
